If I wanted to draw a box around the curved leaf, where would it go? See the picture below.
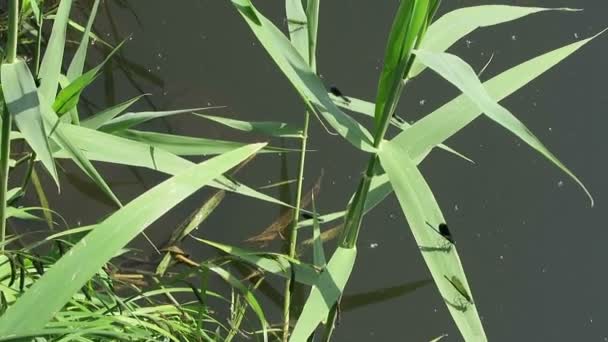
[410,5,579,77]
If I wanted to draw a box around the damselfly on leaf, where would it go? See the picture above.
[444,275,472,304]
[329,86,351,103]
[426,222,455,244]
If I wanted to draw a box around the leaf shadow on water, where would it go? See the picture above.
[340,279,433,312]
[60,167,137,208]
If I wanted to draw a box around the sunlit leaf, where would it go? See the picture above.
[378,140,486,340]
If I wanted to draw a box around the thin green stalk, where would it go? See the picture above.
[6,0,19,64]
[0,0,20,252]
[283,110,310,341]
[283,0,320,339]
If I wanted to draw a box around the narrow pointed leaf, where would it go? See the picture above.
[53,40,125,117]
[196,114,303,138]
[98,107,211,132]
[81,94,147,129]
[66,0,100,81]
[38,0,73,102]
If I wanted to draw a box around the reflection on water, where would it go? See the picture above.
[25,0,608,340]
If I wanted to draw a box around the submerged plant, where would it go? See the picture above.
[0,0,602,341]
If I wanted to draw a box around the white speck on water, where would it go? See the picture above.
[389,213,396,219]
[558,180,564,188]
[499,255,504,260]
[511,35,517,41]
[548,127,552,132]
[574,32,579,39]
[532,102,537,107]
[465,39,472,48]
[454,204,459,212]
[590,317,593,324]
[419,99,426,106]
[369,242,379,249]
[156,65,161,71]
[128,36,134,41]
[541,266,547,273]
[157,52,163,58]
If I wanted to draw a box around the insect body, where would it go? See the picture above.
[426,222,455,244]
[438,223,454,244]
[329,86,351,103]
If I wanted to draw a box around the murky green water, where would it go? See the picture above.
[24,1,608,340]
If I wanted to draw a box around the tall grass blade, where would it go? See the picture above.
[38,0,73,102]
[81,94,147,129]
[1,60,58,186]
[196,114,303,138]
[410,5,579,77]
[289,246,356,341]
[66,0,100,81]
[378,140,486,341]
[0,143,265,335]
[305,0,320,70]
[414,48,594,204]
[285,0,309,62]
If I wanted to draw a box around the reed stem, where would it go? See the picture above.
[0,0,20,252]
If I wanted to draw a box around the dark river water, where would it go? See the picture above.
[21,0,608,341]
